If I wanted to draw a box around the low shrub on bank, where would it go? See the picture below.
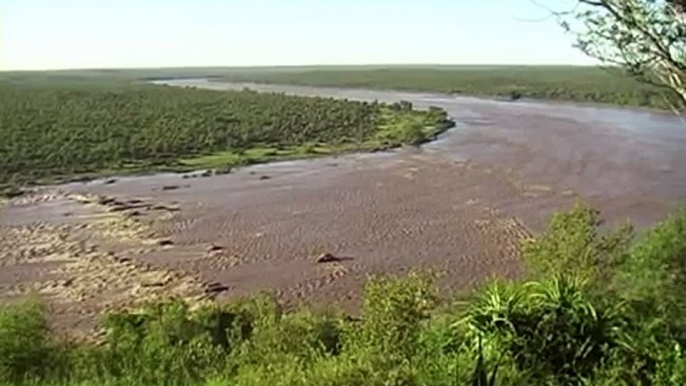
[2,205,686,386]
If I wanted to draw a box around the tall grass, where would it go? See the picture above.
[1,205,685,385]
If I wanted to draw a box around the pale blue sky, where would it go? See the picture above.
[0,0,594,70]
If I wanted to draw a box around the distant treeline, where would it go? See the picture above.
[217,66,683,110]
[2,65,680,109]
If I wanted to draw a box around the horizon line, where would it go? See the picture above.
[0,63,605,73]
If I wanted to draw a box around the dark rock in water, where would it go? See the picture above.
[151,204,180,212]
[0,187,26,199]
[316,253,341,263]
[158,239,174,246]
[98,197,116,206]
[205,282,229,295]
[161,184,191,191]
[215,167,233,175]
[259,175,271,180]
[104,178,118,185]
[69,176,94,184]
[141,279,167,288]
[109,202,145,212]
[207,244,224,252]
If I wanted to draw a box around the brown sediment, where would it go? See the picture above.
[49,154,550,314]
[2,82,686,332]
[0,192,207,334]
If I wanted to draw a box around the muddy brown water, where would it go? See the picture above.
[2,79,685,330]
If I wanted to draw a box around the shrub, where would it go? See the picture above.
[100,299,229,385]
[522,203,632,286]
[0,298,57,383]
[463,275,623,384]
[615,208,686,337]
[347,273,436,360]
[398,122,427,146]
[230,296,342,366]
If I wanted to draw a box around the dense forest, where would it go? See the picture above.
[0,79,451,191]
[1,205,685,385]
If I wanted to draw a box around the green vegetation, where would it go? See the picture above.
[2,205,686,385]
[0,78,452,193]
[560,0,686,105]
[2,66,685,384]
[217,66,683,110]
[3,65,682,111]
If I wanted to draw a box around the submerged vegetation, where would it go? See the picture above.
[0,78,452,193]
[1,205,685,386]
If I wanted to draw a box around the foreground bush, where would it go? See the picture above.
[1,206,686,385]
[0,299,56,382]
[463,275,624,385]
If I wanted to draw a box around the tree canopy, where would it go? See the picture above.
[561,0,686,107]
[0,80,449,188]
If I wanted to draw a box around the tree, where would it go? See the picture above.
[560,0,686,106]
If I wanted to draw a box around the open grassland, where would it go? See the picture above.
[1,205,685,386]
[0,77,451,196]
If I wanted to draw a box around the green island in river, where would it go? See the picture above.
[0,77,453,197]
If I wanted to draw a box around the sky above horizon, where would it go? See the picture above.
[0,0,595,71]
